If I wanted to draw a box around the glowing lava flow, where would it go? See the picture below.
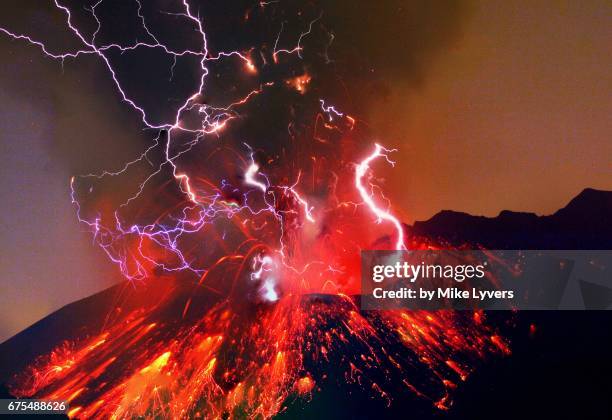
[2,1,510,418]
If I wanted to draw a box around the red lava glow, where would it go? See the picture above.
[10,279,509,418]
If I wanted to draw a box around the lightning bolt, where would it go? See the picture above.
[355,143,406,250]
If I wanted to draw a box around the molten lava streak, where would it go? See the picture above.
[2,1,510,418]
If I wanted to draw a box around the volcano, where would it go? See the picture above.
[1,188,611,419]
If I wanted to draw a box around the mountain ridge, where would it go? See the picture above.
[408,188,612,249]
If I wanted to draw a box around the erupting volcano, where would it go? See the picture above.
[0,1,511,418]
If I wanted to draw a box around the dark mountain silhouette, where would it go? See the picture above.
[408,188,612,249]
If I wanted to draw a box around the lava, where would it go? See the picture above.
[2,1,509,418]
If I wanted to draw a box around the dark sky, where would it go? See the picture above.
[374,0,612,223]
[0,0,610,341]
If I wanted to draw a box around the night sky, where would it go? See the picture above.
[0,0,610,341]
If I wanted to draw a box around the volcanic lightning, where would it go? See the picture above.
[1,1,510,418]
[355,143,406,250]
